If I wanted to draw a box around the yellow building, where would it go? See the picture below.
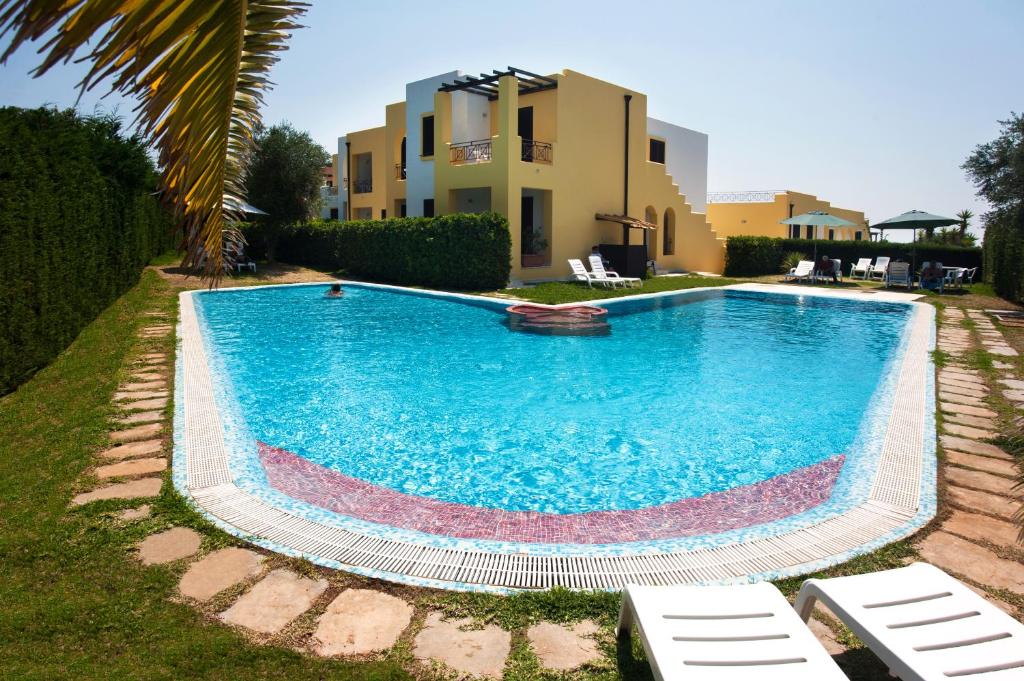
[706,190,868,241]
[334,67,725,282]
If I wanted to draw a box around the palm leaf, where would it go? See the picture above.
[0,0,307,281]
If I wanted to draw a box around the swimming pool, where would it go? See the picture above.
[174,282,936,591]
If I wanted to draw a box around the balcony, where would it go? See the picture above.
[395,163,407,180]
[321,185,339,197]
[521,139,552,164]
[353,178,373,194]
[450,139,492,164]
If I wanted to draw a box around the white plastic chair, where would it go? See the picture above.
[589,255,641,288]
[618,582,848,680]
[964,267,978,284]
[568,259,616,288]
[785,260,816,282]
[796,562,1024,681]
[850,258,872,279]
[869,256,891,281]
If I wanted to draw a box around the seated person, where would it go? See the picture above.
[590,245,612,270]
[817,255,837,282]
[325,283,344,298]
[920,262,944,290]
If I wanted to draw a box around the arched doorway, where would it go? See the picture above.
[644,206,658,263]
[662,208,676,256]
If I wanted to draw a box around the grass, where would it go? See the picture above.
[491,275,739,305]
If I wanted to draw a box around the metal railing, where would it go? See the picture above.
[521,139,552,163]
[321,185,338,197]
[450,139,492,164]
[395,164,407,180]
[706,190,786,204]
[353,178,372,194]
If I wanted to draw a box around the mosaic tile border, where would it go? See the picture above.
[173,281,936,592]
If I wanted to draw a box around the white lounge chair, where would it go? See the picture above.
[885,262,915,289]
[796,562,1024,681]
[618,582,847,680]
[850,258,872,279]
[816,259,842,283]
[868,256,891,281]
[568,258,617,288]
[785,260,816,282]
[589,255,641,288]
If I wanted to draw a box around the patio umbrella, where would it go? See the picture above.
[873,210,958,270]
[779,210,856,261]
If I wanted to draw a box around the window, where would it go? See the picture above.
[855,231,863,241]
[828,229,835,241]
[423,198,435,217]
[649,138,666,164]
[329,208,339,220]
[421,115,434,157]
[805,225,814,239]
[382,209,387,219]
[790,225,800,239]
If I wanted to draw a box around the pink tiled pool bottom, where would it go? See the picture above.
[258,442,845,545]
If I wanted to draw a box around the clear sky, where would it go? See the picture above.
[2,0,1021,241]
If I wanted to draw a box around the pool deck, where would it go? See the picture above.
[173,282,936,592]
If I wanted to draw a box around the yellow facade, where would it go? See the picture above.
[339,69,726,280]
[707,192,867,242]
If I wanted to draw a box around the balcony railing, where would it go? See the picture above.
[706,190,786,204]
[321,185,339,197]
[450,139,492,164]
[353,178,373,194]
[395,163,407,180]
[521,139,552,163]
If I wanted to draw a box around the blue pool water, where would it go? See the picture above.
[194,285,911,514]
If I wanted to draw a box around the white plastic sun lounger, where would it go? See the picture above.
[884,261,915,289]
[850,258,872,279]
[784,260,816,282]
[568,258,616,288]
[796,562,1024,681]
[868,256,891,280]
[589,255,641,288]
[617,582,847,680]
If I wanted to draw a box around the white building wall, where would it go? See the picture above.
[450,91,490,145]
[646,117,708,214]
[405,71,462,216]
[334,134,348,219]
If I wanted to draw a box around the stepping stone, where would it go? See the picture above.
[942,366,981,378]
[112,410,164,426]
[942,423,997,440]
[138,527,202,565]
[179,548,265,602]
[96,457,167,479]
[121,397,168,411]
[220,569,327,635]
[946,451,1018,478]
[942,412,998,430]
[527,621,602,671]
[141,353,167,360]
[940,435,1012,460]
[120,380,166,392]
[993,361,1015,370]
[939,377,990,394]
[413,612,511,678]
[72,477,162,505]
[938,391,986,407]
[114,390,167,402]
[945,467,1016,495]
[110,422,163,443]
[943,510,1023,549]
[940,402,998,419]
[938,382,988,399]
[1004,390,1024,402]
[100,439,162,460]
[998,378,1024,390]
[118,505,151,521]
[948,486,1018,521]
[313,589,413,656]
[128,372,164,382]
[987,346,1019,357]
[917,532,1024,596]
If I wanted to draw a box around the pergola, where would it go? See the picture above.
[438,67,558,100]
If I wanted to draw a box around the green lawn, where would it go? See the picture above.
[490,275,740,305]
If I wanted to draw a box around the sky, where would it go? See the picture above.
[2,0,1022,241]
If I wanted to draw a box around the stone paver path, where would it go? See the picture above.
[96,456,167,479]
[99,439,162,460]
[72,477,162,505]
[137,527,202,565]
[220,569,328,634]
[109,422,163,442]
[413,612,511,678]
[118,505,151,521]
[313,589,413,656]
[179,548,265,601]
[527,621,602,671]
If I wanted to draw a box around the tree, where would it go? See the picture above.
[0,0,307,280]
[956,209,974,244]
[245,123,328,260]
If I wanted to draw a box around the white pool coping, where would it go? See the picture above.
[173,281,936,592]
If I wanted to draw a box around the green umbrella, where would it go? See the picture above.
[779,210,856,262]
[873,210,958,270]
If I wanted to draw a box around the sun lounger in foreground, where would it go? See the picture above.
[568,258,617,288]
[589,255,641,288]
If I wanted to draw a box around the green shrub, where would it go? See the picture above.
[244,212,512,290]
[0,107,174,395]
[781,251,807,273]
[982,207,1024,302]
[724,236,983,278]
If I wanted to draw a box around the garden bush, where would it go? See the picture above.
[981,208,1024,302]
[724,235,983,278]
[0,107,173,395]
[244,212,512,290]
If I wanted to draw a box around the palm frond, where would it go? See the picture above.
[0,0,307,281]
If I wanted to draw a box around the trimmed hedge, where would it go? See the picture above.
[724,235,983,278]
[982,207,1024,302]
[0,107,173,395]
[244,212,512,290]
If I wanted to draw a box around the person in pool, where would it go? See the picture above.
[325,283,343,298]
